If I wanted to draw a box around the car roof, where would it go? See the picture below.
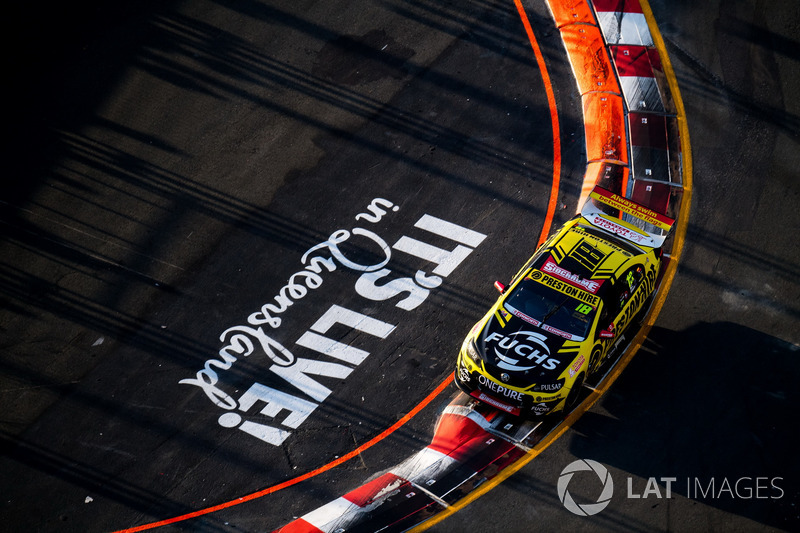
[533,220,644,290]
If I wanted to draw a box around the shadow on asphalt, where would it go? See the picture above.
[569,322,799,531]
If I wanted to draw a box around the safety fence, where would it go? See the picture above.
[551,0,685,234]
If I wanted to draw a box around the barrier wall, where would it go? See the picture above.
[552,0,685,230]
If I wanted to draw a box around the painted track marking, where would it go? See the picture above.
[409,0,693,528]
[114,377,453,532]
[115,1,565,530]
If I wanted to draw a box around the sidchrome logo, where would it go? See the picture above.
[542,257,602,293]
[557,459,614,516]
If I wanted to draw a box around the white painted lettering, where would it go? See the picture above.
[270,358,354,402]
[179,373,237,410]
[391,215,487,277]
[412,214,487,248]
[354,198,398,223]
[220,325,295,367]
[306,228,392,273]
[295,331,370,365]
[182,204,489,447]
[392,238,471,277]
[354,269,440,310]
[309,304,396,339]
[237,420,292,446]
[237,382,317,429]
[179,327,295,408]
[295,304,396,365]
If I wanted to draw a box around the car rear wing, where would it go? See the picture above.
[581,186,675,249]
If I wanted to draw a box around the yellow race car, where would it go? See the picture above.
[455,187,675,418]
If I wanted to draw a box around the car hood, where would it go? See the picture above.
[477,312,572,386]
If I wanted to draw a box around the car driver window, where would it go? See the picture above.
[625,265,643,293]
[622,267,644,304]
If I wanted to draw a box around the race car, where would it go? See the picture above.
[454,186,675,418]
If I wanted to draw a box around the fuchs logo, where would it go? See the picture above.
[485,331,559,372]
[531,402,551,414]
[558,459,614,516]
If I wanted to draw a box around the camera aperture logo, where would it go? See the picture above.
[558,459,614,516]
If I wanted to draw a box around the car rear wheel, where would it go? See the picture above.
[589,347,602,375]
[633,292,655,328]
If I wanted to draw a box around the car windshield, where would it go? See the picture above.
[503,277,596,340]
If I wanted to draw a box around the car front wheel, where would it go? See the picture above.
[564,373,585,413]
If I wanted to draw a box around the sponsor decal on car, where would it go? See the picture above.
[568,239,609,273]
[506,306,579,341]
[571,225,634,257]
[542,257,603,294]
[477,374,523,400]
[458,365,471,384]
[614,267,657,334]
[568,355,585,377]
[470,390,521,416]
[484,331,560,372]
[589,186,675,231]
[529,271,601,307]
[541,322,577,340]
[537,382,563,392]
[509,307,542,327]
[531,403,552,414]
[586,213,649,245]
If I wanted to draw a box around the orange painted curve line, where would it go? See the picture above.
[516,0,562,248]
[114,375,454,532]
[115,5,564,531]
[410,0,693,529]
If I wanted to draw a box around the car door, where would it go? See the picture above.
[611,264,646,336]
[592,264,645,370]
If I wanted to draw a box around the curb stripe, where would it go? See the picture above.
[409,0,692,527]
[114,376,454,532]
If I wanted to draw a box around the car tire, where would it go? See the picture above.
[589,347,602,375]
[564,372,585,413]
[635,292,655,328]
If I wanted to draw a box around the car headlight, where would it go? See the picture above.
[466,339,482,363]
[533,378,565,393]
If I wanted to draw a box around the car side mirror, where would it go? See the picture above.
[599,324,615,339]
[494,281,506,294]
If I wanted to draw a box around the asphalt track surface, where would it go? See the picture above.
[2,1,798,532]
